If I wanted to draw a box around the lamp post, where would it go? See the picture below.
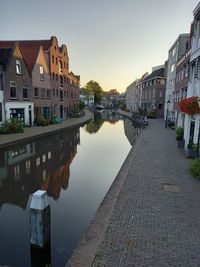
[165,100,170,128]
[197,98,200,157]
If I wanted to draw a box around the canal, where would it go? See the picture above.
[0,111,140,267]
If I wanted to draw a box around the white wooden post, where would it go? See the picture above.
[30,190,50,248]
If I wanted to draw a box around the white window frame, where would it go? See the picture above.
[16,59,22,75]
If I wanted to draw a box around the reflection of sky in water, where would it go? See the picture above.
[0,118,134,267]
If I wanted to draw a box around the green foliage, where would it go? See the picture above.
[85,80,103,104]
[49,115,57,124]
[190,157,200,178]
[85,113,104,134]
[35,115,49,126]
[146,112,156,118]
[0,118,24,134]
[79,100,85,110]
[176,127,184,141]
[187,141,197,150]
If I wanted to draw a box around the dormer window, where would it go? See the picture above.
[40,66,44,81]
[16,59,21,75]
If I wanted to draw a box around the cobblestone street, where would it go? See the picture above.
[67,118,200,267]
[92,119,200,267]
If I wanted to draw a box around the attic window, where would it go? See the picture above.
[16,59,21,75]
[40,66,44,81]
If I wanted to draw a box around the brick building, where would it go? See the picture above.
[141,66,166,118]
[0,42,34,125]
[0,36,80,122]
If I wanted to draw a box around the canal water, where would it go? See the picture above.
[0,111,140,267]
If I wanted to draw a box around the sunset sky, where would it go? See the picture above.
[1,0,199,92]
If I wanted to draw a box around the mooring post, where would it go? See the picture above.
[30,190,51,248]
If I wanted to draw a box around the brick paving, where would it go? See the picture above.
[67,118,200,267]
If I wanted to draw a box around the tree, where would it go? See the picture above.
[85,80,103,104]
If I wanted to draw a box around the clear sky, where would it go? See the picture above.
[1,0,199,92]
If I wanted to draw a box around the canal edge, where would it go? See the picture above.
[65,127,145,267]
[0,110,93,149]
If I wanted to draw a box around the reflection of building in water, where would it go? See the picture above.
[124,118,141,146]
[0,127,80,209]
[85,111,123,134]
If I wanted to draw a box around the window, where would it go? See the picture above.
[53,89,55,96]
[42,154,46,163]
[41,88,45,98]
[56,57,58,64]
[48,151,51,159]
[43,170,47,181]
[40,66,44,80]
[10,108,24,122]
[16,59,21,74]
[56,74,58,81]
[170,63,175,73]
[0,103,2,122]
[34,87,39,97]
[60,91,63,102]
[0,73,3,91]
[52,73,55,80]
[36,157,40,167]
[25,160,31,174]
[59,60,63,73]
[23,83,28,99]
[14,165,20,180]
[160,79,165,85]
[60,76,63,87]
[10,81,17,99]
[47,89,51,98]
[172,46,176,56]
[52,55,54,63]
[56,89,58,97]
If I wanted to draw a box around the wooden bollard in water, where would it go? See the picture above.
[30,190,50,248]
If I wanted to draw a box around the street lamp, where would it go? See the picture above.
[165,100,170,128]
[197,97,200,157]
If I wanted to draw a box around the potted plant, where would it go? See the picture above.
[186,141,198,159]
[176,127,184,148]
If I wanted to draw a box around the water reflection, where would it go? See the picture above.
[0,111,140,267]
[124,118,142,146]
[0,127,80,210]
[85,111,123,134]
[31,244,51,267]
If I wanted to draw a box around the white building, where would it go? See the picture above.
[0,67,5,125]
[183,3,200,147]
[126,81,137,112]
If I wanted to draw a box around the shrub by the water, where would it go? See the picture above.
[0,118,24,134]
[190,157,200,179]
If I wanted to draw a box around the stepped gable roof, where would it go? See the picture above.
[0,48,12,70]
[143,67,165,81]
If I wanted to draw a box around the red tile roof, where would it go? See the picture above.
[20,46,40,75]
[0,40,51,51]
[0,39,51,75]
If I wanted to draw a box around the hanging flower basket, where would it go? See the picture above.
[178,96,200,114]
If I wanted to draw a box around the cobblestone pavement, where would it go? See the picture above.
[91,119,200,267]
